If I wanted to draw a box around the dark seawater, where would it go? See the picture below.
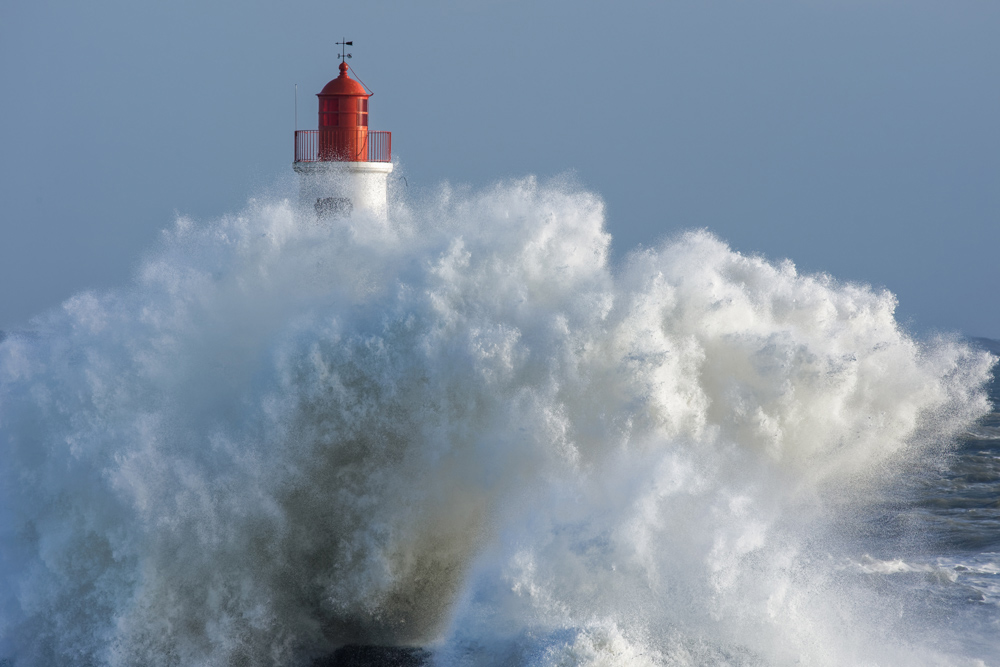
[847,337,1000,663]
[912,363,1000,557]
[909,338,1000,563]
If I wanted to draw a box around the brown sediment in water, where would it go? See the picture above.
[312,645,430,667]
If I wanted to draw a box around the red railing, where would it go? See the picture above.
[294,130,318,162]
[294,130,391,163]
[368,131,391,163]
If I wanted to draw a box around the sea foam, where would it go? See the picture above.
[0,177,993,665]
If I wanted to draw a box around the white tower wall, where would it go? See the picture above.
[293,161,394,220]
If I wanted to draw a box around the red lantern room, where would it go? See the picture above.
[317,61,370,161]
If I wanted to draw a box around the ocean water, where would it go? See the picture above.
[0,178,996,666]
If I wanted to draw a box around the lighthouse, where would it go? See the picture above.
[293,50,393,220]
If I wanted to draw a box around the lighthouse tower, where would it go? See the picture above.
[293,55,393,219]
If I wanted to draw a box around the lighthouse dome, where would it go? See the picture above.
[319,62,368,97]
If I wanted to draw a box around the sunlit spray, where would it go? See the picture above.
[0,175,994,665]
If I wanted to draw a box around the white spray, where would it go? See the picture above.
[0,178,993,666]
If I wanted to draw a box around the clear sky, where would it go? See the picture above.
[1,0,998,337]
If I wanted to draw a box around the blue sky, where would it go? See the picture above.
[1,0,998,336]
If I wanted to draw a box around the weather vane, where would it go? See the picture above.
[336,38,353,63]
